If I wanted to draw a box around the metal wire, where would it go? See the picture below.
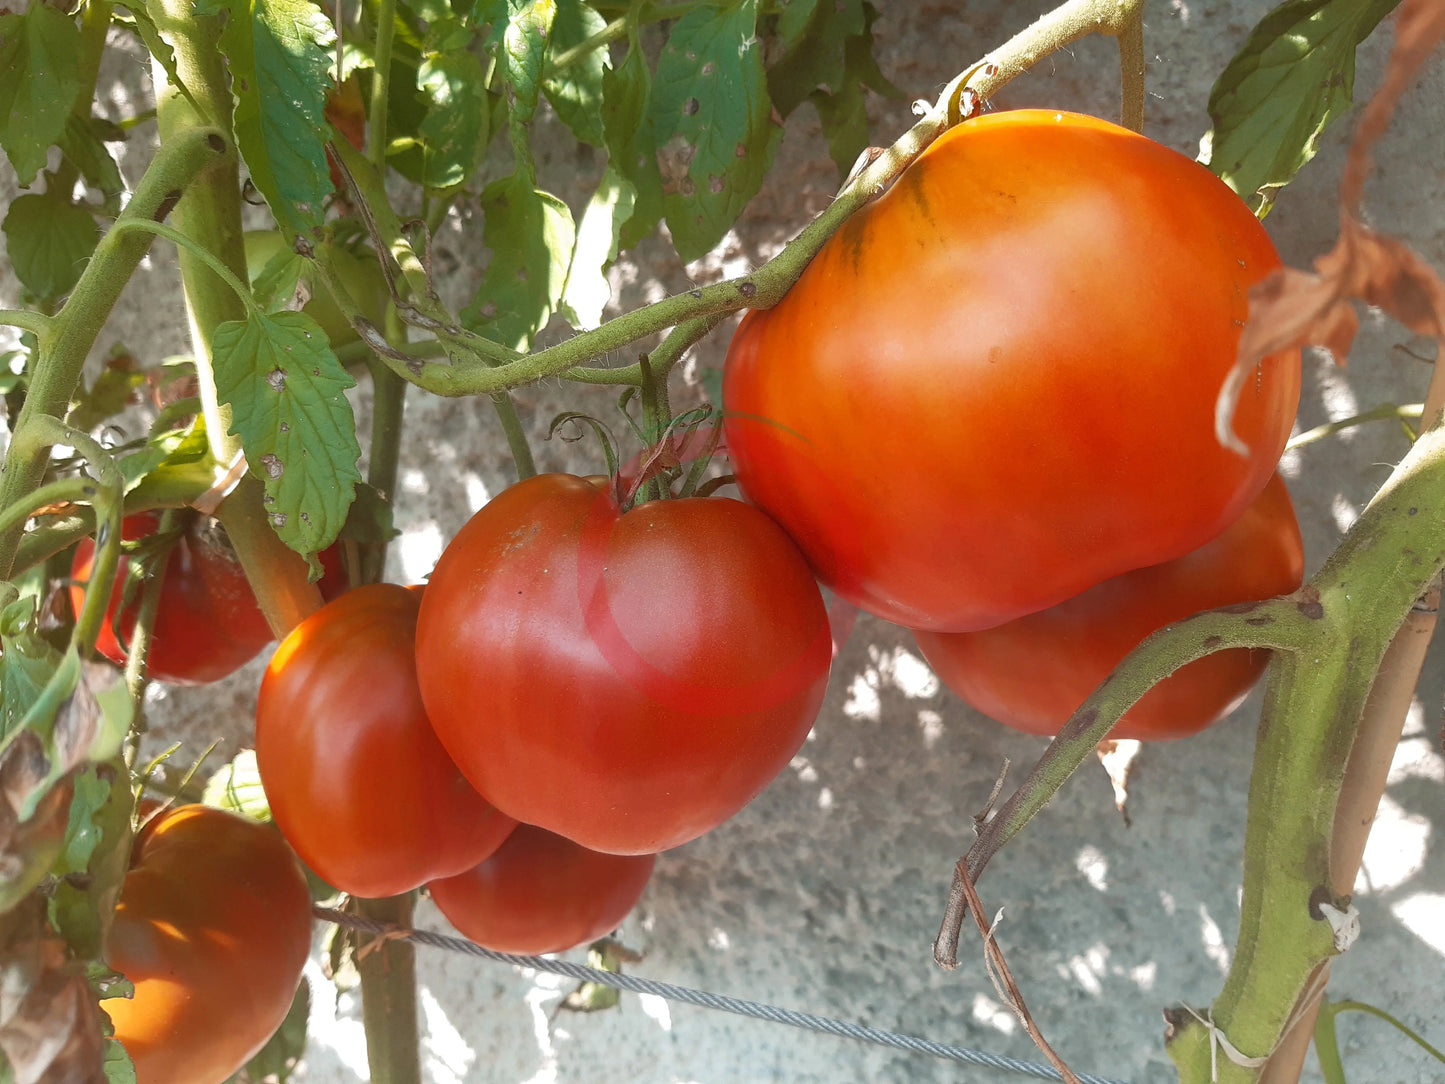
[317,907,1130,1084]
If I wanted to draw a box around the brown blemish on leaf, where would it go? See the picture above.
[260,454,284,479]
[266,369,287,391]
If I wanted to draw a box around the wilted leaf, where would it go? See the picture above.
[67,351,144,435]
[56,115,125,214]
[0,898,107,1084]
[48,763,133,961]
[765,0,862,117]
[1096,739,1142,827]
[212,311,363,560]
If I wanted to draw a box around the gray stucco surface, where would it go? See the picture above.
[2,2,1443,1082]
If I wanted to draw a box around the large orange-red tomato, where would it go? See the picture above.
[71,513,275,685]
[914,473,1305,741]
[428,824,655,955]
[104,805,312,1084]
[722,109,1301,633]
[414,473,832,855]
[257,583,516,897]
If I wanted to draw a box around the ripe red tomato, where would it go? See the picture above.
[428,824,654,955]
[72,512,274,685]
[722,109,1301,633]
[414,473,832,855]
[913,473,1305,740]
[256,583,516,897]
[104,804,312,1084]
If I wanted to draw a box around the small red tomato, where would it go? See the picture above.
[428,824,655,955]
[71,513,274,685]
[257,583,516,897]
[414,474,832,855]
[105,805,312,1084]
[913,473,1305,741]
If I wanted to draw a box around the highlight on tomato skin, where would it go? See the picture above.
[913,473,1306,742]
[427,823,655,956]
[103,804,313,1084]
[257,583,517,898]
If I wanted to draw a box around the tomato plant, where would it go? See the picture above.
[914,473,1305,740]
[414,473,832,855]
[71,512,276,685]
[103,804,312,1084]
[427,823,655,956]
[256,583,516,897]
[722,109,1302,634]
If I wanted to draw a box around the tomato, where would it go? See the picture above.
[104,804,312,1084]
[414,473,832,854]
[257,583,516,897]
[914,473,1305,741]
[427,824,654,955]
[243,230,388,350]
[722,109,1301,633]
[72,512,275,685]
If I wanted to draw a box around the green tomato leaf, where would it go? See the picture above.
[543,0,609,147]
[201,749,272,822]
[650,0,782,263]
[489,0,557,127]
[0,5,83,183]
[220,0,337,233]
[463,176,576,349]
[57,115,126,214]
[603,44,663,251]
[212,311,363,559]
[0,617,61,741]
[103,1040,138,1084]
[2,190,100,302]
[774,0,820,51]
[48,762,133,960]
[561,166,636,330]
[765,0,862,118]
[417,45,490,189]
[67,350,145,434]
[121,416,215,502]
[250,247,308,315]
[1201,0,1400,216]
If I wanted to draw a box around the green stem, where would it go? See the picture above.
[1168,418,1445,1081]
[111,219,260,316]
[355,894,422,1084]
[934,595,1326,968]
[149,0,248,465]
[0,312,52,338]
[0,127,226,578]
[491,394,537,481]
[15,420,127,658]
[120,511,178,734]
[1116,5,1145,133]
[366,0,396,169]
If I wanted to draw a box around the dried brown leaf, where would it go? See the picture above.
[0,898,106,1084]
[1218,2,1445,452]
[1096,738,1143,827]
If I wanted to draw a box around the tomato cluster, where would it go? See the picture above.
[254,473,829,957]
[108,108,1309,1074]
